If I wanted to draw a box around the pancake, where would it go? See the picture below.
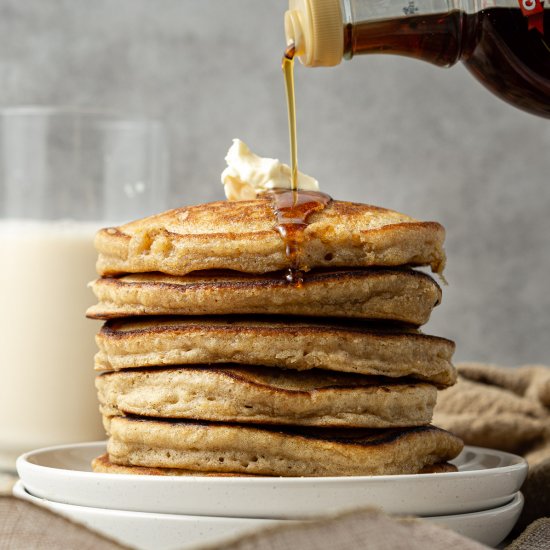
[105,417,464,477]
[94,317,456,386]
[92,453,457,476]
[91,454,255,476]
[94,198,446,277]
[96,366,437,428]
[87,268,442,323]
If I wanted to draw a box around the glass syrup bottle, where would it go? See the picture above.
[285,0,550,117]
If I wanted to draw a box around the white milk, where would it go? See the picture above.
[0,220,105,469]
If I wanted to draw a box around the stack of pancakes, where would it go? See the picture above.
[87,197,463,476]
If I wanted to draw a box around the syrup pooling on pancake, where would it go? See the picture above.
[267,189,332,284]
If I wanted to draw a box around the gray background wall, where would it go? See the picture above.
[1,0,549,365]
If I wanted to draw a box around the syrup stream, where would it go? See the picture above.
[282,44,298,192]
[276,43,332,284]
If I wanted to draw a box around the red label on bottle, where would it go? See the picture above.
[518,0,545,34]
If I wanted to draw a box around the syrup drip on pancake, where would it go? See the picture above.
[267,189,332,284]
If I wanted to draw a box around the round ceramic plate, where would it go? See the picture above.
[426,492,523,547]
[13,481,523,549]
[17,441,527,519]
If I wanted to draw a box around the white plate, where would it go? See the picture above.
[17,441,527,519]
[426,492,523,547]
[13,481,523,549]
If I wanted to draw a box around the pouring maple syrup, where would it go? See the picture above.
[271,42,332,284]
[282,43,299,192]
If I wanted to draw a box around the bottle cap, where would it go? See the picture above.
[285,0,343,67]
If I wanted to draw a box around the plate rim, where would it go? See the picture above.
[12,480,286,523]
[13,480,524,521]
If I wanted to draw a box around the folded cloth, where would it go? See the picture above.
[505,518,550,550]
[433,363,550,531]
[0,496,128,550]
[202,507,490,550]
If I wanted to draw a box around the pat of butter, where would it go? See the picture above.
[221,139,319,200]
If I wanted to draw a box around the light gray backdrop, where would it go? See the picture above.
[1,0,549,365]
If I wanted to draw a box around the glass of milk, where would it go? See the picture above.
[0,107,169,470]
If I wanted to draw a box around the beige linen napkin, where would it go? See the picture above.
[0,496,128,550]
[506,518,550,550]
[208,508,490,550]
[433,363,550,531]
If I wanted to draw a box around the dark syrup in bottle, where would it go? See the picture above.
[462,9,550,117]
[345,8,550,117]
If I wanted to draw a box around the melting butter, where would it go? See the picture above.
[221,139,319,200]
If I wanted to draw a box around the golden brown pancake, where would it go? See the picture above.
[96,366,437,428]
[91,454,256,476]
[94,198,446,277]
[92,452,457,476]
[87,268,441,324]
[105,417,463,477]
[94,317,456,386]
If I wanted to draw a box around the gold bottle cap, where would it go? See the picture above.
[285,0,343,67]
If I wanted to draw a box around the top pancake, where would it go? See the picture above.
[95,198,446,277]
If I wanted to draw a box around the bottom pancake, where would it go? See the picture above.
[91,453,256,476]
[105,416,463,477]
[92,453,457,476]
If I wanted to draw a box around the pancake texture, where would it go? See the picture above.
[92,453,457,476]
[105,417,463,476]
[94,318,456,386]
[89,195,460,478]
[96,366,437,428]
[91,454,255,476]
[87,268,442,323]
[94,198,446,277]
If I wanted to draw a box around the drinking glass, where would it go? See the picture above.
[0,107,169,470]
